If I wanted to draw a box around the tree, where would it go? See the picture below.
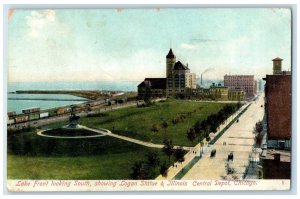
[194,120,201,134]
[160,161,168,177]
[151,124,159,132]
[236,101,242,109]
[255,121,263,133]
[201,120,210,138]
[143,81,152,105]
[255,133,263,147]
[172,116,179,125]
[162,139,174,166]
[146,152,160,168]
[130,161,152,180]
[193,121,205,156]
[161,121,168,134]
[174,147,185,164]
[186,128,196,144]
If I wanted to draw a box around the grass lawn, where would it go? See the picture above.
[42,128,99,137]
[7,131,172,180]
[80,100,230,146]
[7,100,232,180]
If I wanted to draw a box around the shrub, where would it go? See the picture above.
[172,117,179,125]
[160,162,168,177]
[151,124,159,132]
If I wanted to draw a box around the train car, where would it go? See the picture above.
[15,115,29,123]
[108,100,116,106]
[137,100,145,106]
[64,107,71,113]
[89,99,106,107]
[40,112,49,118]
[117,98,128,104]
[29,113,40,121]
[56,108,65,115]
[75,107,82,112]
[22,107,40,114]
[7,118,15,125]
[7,111,16,117]
[48,109,57,117]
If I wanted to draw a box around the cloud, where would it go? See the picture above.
[202,68,215,74]
[180,43,196,49]
[26,10,56,38]
[191,39,221,43]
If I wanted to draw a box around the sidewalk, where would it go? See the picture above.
[182,93,265,180]
[156,102,250,180]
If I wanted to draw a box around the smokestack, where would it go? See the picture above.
[201,74,203,86]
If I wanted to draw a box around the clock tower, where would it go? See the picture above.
[166,48,176,97]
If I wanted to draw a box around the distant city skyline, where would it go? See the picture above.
[8,8,291,83]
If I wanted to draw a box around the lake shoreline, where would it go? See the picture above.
[15,90,112,100]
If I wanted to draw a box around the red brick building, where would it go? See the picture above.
[263,74,291,149]
[224,75,256,99]
[258,150,291,179]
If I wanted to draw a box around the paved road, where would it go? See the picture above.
[182,93,265,180]
[155,101,250,180]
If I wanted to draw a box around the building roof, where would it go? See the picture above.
[272,57,283,61]
[264,149,291,163]
[224,74,254,78]
[264,75,291,140]
[229,87,244,92]
[137,78,167,89]
[174,61,189,70]
[210,86,228,89]
[166,48,175,59]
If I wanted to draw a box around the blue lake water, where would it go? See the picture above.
[8,81,139,92]
[7,93,88,114]
[7,81,139,114]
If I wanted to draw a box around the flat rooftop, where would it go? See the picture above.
[264,149,291,162]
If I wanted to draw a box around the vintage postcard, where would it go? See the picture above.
[5,7,292,192]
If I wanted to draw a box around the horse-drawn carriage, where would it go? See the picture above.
[228,152,234,161]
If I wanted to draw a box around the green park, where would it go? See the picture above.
[7,100,240,180]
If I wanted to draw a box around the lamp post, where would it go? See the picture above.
[200,141,203,158]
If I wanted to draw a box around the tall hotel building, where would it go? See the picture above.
[224,75,256,99]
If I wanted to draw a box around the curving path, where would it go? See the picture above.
[78,125,192,150]
[37,125,192,150]
[37,128,106,139]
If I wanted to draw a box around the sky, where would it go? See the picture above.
[8,8,291,83]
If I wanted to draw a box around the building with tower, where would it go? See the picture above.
[138,48,196,99]
[137,78,166,99]
[258,57,291,179]
[263,57,291,149]
[166,49,196,97]
[272,57,291,75]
